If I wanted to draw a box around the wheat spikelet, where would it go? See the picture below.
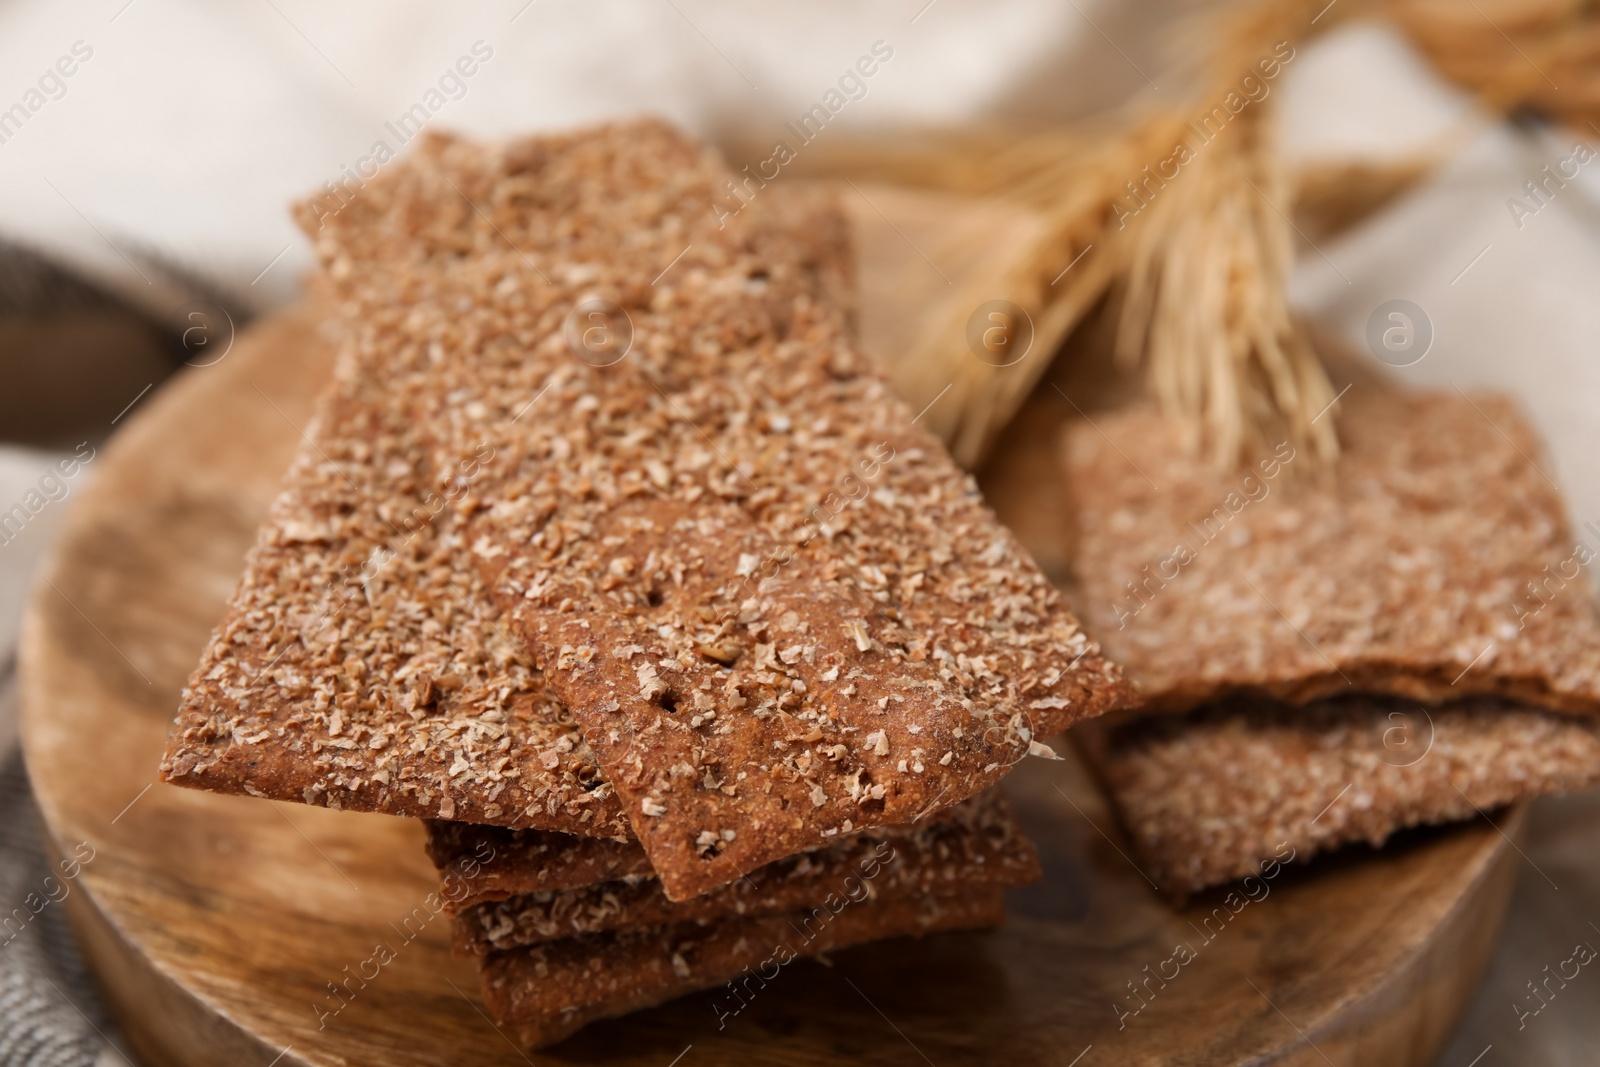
[804,0,1343,469]
[1390,0,1600,130]
[803,0,1598,469]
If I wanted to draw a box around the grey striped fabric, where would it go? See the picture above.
[0,687,119,1067]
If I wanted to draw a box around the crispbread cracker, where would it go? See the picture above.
[479,890,1005,1048]
[160,353,630,836]
[161,164,859,840]
[1062,388,1600,715]
[424,820,647,902]
[1077,694,1600,897]
[445,789,1038,951]
[304,120,1132,899]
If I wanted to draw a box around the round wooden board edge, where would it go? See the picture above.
[1275,803,1525,1065]
[14,303,1533,1067]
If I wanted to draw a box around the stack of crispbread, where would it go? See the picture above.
[426,791,1039,1045]
[1060,388,1600,898]
[160,120,1131,1046]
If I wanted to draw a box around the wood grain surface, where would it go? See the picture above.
[20,190,1525,1066]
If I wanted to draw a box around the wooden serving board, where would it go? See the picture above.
[21,205,1522,1067]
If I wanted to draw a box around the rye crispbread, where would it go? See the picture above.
[158,355,631,836]
[479,889,1005,1048]
[159,161,857,840]
[1061,388,1600,715]
[304,120,1132,899]
[424,819,650,902]
[439,789,1038,951]
[1077,693,1600,897]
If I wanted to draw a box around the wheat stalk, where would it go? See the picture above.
[798,0,1598,469]
[1390,0,1600,131]
[801,0,1348,469]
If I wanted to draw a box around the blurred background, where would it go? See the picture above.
[1,1,1597,1064]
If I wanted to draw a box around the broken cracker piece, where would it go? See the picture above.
[1062,389,1600,715]
[1076,693,1600,898]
